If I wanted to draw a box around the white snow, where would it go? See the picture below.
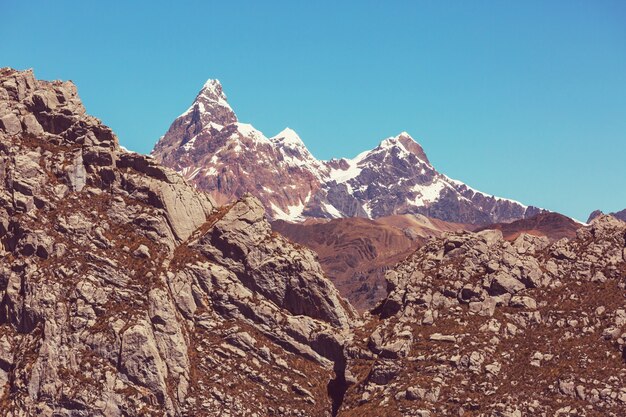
[182,121,223,151]
[270,192,312,221]
[182,134,199,151]
[362,202,373,218]
[232,122,268,142]
[410,180,446,205]
[202,78,222,94]
[204,167,218,176]
[379,136,408,154]
[322,202,343,218]
[443,175,528,207]
[270,201,303,221]
[326,134,426,185]
[200,79,232,110]
[177,78,233,119]
[208,122,224,131]
[327,149,370,184]
[270,127,305,148]
[185,167,202,180]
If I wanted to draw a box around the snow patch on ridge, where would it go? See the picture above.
[410,181,446,205]
[322,202,343,218]
[444,176,529,207]
[328,150,370,184]
[271,128,305,148]
[270,192,312,221]
[232,123,268,142]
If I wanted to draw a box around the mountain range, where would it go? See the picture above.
[151,79,543,225]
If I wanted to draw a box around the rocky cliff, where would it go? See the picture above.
[0,68,357,416]
[151,79,543,225]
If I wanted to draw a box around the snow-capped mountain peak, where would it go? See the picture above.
[176,78,236,125]
[376,132,430,164]
[201,78,224,95]
[270,127,306,148]
[198,79,232,109]
[152,78,543,224]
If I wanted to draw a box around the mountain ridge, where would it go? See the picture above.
[152,79,544,224]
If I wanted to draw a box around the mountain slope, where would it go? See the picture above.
[476,211,582,241]
[152,79,543,224]
[273,214,470,311]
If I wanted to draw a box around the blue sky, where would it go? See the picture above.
[2,1,625,221]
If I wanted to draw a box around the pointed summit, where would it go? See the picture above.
[378,132,430,164]
[178,78,237,128]
[270,127,305,148]
[197,79,228,103]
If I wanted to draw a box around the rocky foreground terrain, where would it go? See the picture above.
[0,68,356,416]
[1,68,625,417]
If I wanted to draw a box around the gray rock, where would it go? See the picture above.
[510,295,537,309]
[0,112,22,135]
[489,272,526,295]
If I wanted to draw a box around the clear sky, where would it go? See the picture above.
[2,1,625,221]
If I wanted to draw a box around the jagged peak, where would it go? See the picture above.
[198,78,226,100]
[375,131,430,164]
[176,77,236,123]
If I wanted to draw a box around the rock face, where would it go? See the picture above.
[151,79,543,224]
[337,215,626,416]
[0,68,357,416]
[588,208,626,223]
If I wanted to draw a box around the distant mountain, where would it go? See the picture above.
[152,79,543,224]
[475,212,582,241]
[588,208,626,223]
[273,214,470,310]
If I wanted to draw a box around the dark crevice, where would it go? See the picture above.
[327,358,348,417]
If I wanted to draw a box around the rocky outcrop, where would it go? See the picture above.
[337,215,626,416]
[0,68,356,416]
[151,79,543,224]
[588,208,626,223]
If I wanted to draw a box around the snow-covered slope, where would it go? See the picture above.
[152,79,542,224]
